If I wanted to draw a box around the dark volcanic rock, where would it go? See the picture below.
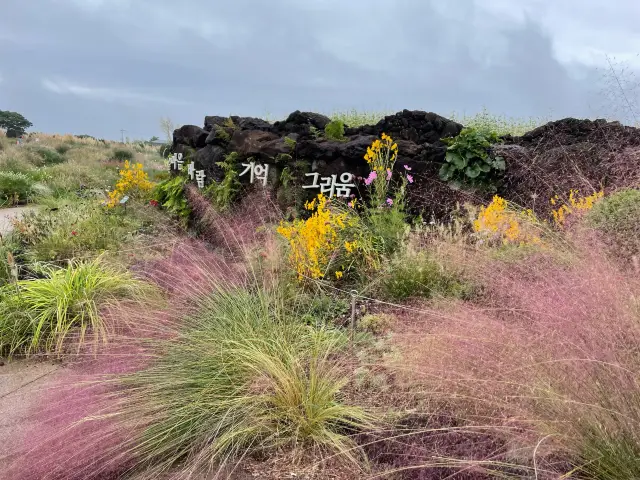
[173,125,208,149]
[173,110,640,220]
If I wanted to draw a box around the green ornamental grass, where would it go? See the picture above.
[101,286,372,477]
[0,256,152,356]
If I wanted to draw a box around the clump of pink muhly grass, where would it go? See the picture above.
[387,235,640,473]
[5,239,249,480]
[185,184,283,259]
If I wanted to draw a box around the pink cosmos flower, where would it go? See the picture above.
[386,198,393,206]
[364,170,378,186]
[403,164,412,171]
[407,174,414,184]
[386,168,392,180]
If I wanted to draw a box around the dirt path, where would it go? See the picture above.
[0,206,35,236]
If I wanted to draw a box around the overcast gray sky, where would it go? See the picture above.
[1,0,640,140]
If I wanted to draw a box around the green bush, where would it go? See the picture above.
[380,252,471,301]
[440,127,504,192]
[0,256,152,356]
[0,171,35,205]
[11,202,143,262]
[586,188,640,261]
[55,144,71,155]
[295,292,350,326]
[33,146,66,165]
[112,148,135,161]
[100,286,371,476]
[153,175,191,219]
[324,119,346,141]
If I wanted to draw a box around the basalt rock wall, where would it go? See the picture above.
[172,110,640,219]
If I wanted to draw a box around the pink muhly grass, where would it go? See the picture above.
[384,234,640,474]
[5,241,251,480]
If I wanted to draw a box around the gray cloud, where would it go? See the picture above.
[1,0,639,139]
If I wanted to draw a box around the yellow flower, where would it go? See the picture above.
[335,270,344,279]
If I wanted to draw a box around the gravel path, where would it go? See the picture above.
[0,206,35,236]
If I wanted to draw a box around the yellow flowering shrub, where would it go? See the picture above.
[105,161,154,208]
[277,194,349,280]
[550,189,604,227]
[474,195,541,245]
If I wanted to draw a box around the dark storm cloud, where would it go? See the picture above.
[0,0,638,139]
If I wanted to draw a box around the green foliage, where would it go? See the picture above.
[0,236,19,287]
[366,207,409,257]
[11,202,143,262]
[284,136,297,152]
[112,148,135,162]
[0,256,152,356]
[54,144,71,155]
[359,313,394,335]
[33,146,66,166]
[156,144,171,158]
[103,286,371,476]
[0,171,35,205]
[379,252,472,301]
[153,175,191,219]
[324,119,346,141]
[440,128,505,192]
[0,110,33,137]
[586,188,640,261]
[205,152,241,210]
[295,292,350,326]
[213,126,231,143]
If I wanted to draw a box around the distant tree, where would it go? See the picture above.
[149,135,160,143]
[0,110,33,137]
[159,117,175,144]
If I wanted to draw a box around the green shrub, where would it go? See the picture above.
[295,292,350,326]
[33,146,65,165]
[0,256,152,356]
[440,127,505,192]
[153,175,191,219]
[101,286,371,476]
[55,144,71,155]
[380,252,471,301]
[11,202,143,262]
[112,148,135,161]
[0,171,35,205]
[324,120,346,141]
[586,188,640,261]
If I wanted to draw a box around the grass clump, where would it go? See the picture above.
[0,171,35,205]
[586,188,640,261]
[32,146,66,166]
[379,252,471,301]
[0,256,151,356]
[112,148,135,162]
[105,286,372,476]
[11,202,143,262]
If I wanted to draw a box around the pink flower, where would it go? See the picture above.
[71,231,77,236]
[403,164,412,171]
[386,198,393,206]
[386,168,392,180]
[407,174,414,184]
[364,170,378,186]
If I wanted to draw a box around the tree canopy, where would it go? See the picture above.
[0,110,33,137]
